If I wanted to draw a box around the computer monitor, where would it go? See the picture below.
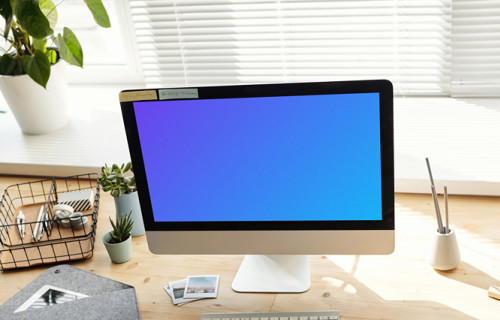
[119,80,394,293]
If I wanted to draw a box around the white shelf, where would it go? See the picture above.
[0,86,133,177]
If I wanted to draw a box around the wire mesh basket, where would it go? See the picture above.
[0,174,100,270]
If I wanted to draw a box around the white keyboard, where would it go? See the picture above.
[201,310,340,320]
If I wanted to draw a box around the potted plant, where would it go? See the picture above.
[103,211,133,264]
[0,0,110,134]
[100,162,145,236]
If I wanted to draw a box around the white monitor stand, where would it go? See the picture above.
[231,255,311,293]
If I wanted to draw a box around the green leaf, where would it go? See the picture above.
[21,50,51,88]
[108,211,133,243]
[39,0,57,30]
[109,216,117,231]
[33,38,47,52]
[100,162,137,197]
[124,162,132,172]
[57,27,83,67]
[11,0,53,39]
[83,0,110,28]
[0,0,13,38]
[0,53,22,75]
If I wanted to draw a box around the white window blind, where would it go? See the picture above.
[451,0,500,97]
[130,0,452,96]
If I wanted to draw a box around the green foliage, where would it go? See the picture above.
[21,49,51,87]
[12,0,53,39]
[84,0,110,28]
[57,27,83,67]
[108,211,133,244]
[99,162,136,198]
[0,0,110,88]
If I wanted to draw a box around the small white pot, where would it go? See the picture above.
[429,229,461,271]
[0,61,68,135]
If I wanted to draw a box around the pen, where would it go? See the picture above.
[42,208,50,238]
[425,158,436,186]
[32,205,44,243]
[37,209,47,241]
[444,186,449,234]
[17,210,25,239]
[426,158,445,233]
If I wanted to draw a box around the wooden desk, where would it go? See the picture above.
[1,176,499,319]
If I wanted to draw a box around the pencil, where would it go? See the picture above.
[444,186,449,233]
[31,205,44,243]
[431,186,445,233]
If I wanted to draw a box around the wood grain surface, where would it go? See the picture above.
[1,176,499,319]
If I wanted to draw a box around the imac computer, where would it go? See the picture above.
[119,80,395,293]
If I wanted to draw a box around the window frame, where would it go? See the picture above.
[62,0,144,85]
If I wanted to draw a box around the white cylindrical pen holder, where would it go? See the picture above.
[429,229,460,271]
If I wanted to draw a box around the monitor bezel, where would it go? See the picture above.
[120,80,394,232]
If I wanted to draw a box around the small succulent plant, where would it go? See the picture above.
[100,162,136,198]
[108,211,133,244]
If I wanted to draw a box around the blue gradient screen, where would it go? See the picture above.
[133,93,382,222]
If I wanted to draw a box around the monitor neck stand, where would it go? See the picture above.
[231,255,311,293]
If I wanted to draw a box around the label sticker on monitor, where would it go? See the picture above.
[119,90,158,102]
[159,89,199,100]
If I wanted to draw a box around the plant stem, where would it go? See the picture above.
[51,0,66,14]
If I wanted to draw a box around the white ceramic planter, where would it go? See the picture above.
[102,231,132,264]
[114,191,145,236]
[0,61,68,135]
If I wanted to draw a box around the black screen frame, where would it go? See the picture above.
[120,80,394,231]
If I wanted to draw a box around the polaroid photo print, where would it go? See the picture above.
[165,279,201,306]
[183,275,219,299]
[164,284,187,306]
[164,285,190,306]
[14,285,88,313]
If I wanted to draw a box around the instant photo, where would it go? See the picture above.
[183,275,219,299]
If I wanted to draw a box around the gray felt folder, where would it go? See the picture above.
[0,264,140,319]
